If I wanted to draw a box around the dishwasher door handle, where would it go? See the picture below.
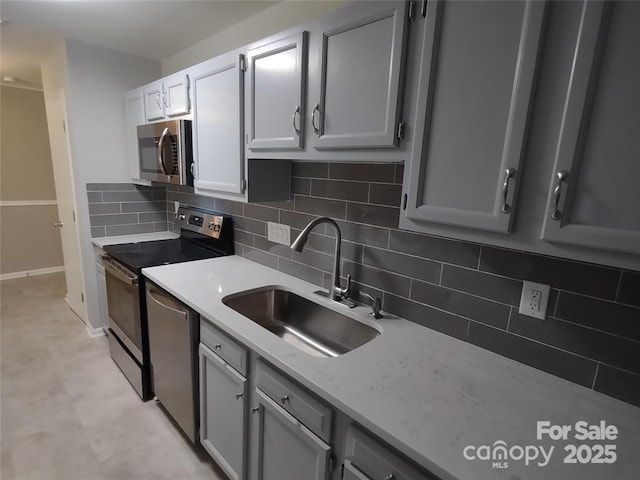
[147,289,188,319]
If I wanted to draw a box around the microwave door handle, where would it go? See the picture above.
[157,127,170,177]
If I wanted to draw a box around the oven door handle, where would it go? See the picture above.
[102,256,138,286]
[147,289,188,319]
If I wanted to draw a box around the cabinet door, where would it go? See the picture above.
[247,32,307,150]
[251,389,331,480]
[342,461,371,480]
[541,1,640,255]
[124,89,149,184]
[143,82,164,122]
[192,51,245,196]
[200,344,247,480]
[402,0,545,233]
[310,0,408,149]
[164,72,190,117]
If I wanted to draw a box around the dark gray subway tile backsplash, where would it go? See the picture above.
[88,162,640,409]
[86,183,167,237]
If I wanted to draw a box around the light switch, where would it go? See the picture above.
[267,222,291,246]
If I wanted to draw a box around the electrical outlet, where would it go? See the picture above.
[267,222,291,246]
[519,281,551,319]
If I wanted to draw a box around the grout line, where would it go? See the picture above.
[545,315,640,344]
[614,271,624,302]
[438,264,444,286]
[553,287,640,311]
[477,245,483,270]
[591,363,601,389]
[553,290,560,317]
[466,321,471,339]
[506,307,513,332]
[467,321,607,365]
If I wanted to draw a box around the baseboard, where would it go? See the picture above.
[87,325,107,338]
[0,266,65,281]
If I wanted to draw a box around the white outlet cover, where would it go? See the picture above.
[267,222,291,246]
[519,281,551,320]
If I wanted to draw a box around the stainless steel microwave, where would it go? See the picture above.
[137,120,193,185]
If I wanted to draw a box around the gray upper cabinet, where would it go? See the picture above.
[541,1,640,255]
[199,343,247,480]
[308,0,409,150]
[246,32,308,150]
[192,50,245,198]
[401,0,546,233]
[251,390,331,480]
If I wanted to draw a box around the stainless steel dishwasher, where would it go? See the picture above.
[145,281,199,442]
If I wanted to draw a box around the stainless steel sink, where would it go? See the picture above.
[222,287,380,358]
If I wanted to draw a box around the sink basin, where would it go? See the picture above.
[222,287,380,358]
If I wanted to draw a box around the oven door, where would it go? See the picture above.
[103,256,143,363]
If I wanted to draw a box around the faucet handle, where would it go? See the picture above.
[360,292,383,319]
[343,274,352,298]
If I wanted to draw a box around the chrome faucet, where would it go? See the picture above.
[291,217,352,303]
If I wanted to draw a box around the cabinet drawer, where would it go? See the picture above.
[346,426,437,480]
[256,360,333,442]
[200,319,247,375]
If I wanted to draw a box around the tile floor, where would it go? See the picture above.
[1,273,227,480]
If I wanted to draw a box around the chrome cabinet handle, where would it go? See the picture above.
[550,170,569,220]
[292,106,301,136]
[53,221,63,227]
[162,91,168,108]
[214,344,222,350]
[311,103,320,135]
[251,406,259,414]
[155,93,161,108]
[385,475,396,480]
[190,162,194,176]
[235,393,243,399]
[281,395,289,403]
[500,167,517,213]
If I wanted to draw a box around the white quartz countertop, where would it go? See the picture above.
[92,231,179,248]
[143,256,640,480]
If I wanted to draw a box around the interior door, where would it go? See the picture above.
[44,90,87,321]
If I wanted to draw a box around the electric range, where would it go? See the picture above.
[101,206,234,400]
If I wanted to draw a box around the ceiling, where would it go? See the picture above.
[0,0,279,89]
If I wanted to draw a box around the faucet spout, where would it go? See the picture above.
[291,217,350,302]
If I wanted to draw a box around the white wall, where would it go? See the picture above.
[162,0,351,75]
[41,38,161,331]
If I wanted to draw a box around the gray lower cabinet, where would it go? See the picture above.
[251,389,331,480]
[344,426,436,480]
[199,343,247,480]
[540,0,640,255]
[401,0,546,233]
[342,461,370,480]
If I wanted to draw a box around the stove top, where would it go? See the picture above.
[103,238,225,272]
[102,207,234,272]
